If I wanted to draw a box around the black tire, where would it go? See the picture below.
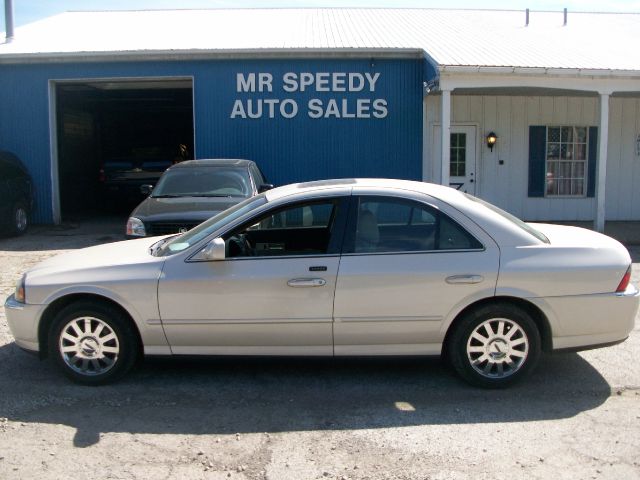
[10,201,28,236]
[48,301,139,385]
[447,303,541,388]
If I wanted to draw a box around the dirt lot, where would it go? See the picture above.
[1,220,639,480]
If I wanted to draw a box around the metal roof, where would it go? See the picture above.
[1,8,639,72]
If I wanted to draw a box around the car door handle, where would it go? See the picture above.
[287,278,327,288]
[445,275,484,284]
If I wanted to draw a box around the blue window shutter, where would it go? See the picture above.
[528,126,546,197]
[587,126,598,198]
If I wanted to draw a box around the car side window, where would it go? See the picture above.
[344,196,482,254]
[224,199,342,258]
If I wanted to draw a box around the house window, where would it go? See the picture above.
[545,126,588,196]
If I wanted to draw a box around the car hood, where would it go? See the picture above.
[131,196,242,222]
[24,236,166,297]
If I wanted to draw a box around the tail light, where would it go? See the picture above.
[616,265,632,293]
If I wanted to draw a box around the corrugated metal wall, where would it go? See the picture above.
[0,58,424,224]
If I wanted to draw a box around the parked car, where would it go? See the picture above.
[0,150,33,236]
[6,179,638,387]
[126,159,272,238]
[99,157,172,206]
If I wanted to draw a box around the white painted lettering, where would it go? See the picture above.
[280,99,299,118]
[282,72,298,92]
[365,72,380,92]
[323,99,340,118]
[357,99,371,118]
[299,73,315,92]
[348,73,365,92]
[247,99,262,119]
[308,99,323,119]
[263,99,279,118]
[341,99,355,118]
[258,73,273,93]
[373,99,388,118]
[230,99,247,118]
[237,73,256,93]
[332,73,346,92]
[316,73,330,92]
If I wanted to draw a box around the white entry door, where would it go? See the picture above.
[432,125,477,194]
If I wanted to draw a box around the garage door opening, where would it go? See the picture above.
[54,79,194,221]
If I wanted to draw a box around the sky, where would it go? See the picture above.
[2,0,640,29]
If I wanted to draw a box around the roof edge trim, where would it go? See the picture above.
[0,48,425,65]
[440,65,640,78]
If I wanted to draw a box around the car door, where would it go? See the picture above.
[157,195,349,355]
[333,191,500,355]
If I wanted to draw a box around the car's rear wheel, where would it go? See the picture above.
[448,303,541,388]
[48,301,138,385]
[11,201,28,235]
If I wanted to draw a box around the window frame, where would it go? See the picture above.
[341,194,485,256]
[544,125,589,198]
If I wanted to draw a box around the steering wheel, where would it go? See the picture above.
[228,233,253,257]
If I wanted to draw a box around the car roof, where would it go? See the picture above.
[265,178,465,203]
[264,178,544,247]
[171,159,256,169]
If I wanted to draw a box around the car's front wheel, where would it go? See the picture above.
[448,303,541,388]
[48,301,138,385]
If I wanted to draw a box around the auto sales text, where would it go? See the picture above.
[230,72,388,119]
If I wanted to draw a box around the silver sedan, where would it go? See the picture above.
[5,179,639,387]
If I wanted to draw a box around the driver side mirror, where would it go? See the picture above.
[258,183,274,193]
[199,237,226,261]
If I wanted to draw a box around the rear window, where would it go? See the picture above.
[465,194,549,244]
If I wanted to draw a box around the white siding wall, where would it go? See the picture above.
[425,94,640,221]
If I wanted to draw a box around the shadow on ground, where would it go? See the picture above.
[0,343,612,448]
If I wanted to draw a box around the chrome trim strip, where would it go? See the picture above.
[341,248,485,257]
[160,318,332,325]
[335,316,442,323]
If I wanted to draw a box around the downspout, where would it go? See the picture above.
[4,0,14,42]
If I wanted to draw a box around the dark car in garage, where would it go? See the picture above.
[126,159,272,237]
[0,151,33,236]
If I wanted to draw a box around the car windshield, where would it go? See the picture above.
[153,194,268,256]
[464,193,550,244]
[152,167,252,198]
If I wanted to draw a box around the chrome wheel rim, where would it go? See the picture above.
[59,317,119,376]
[466,318,529,379]
[15,207,27,232]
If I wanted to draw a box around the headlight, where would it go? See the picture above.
[15,274,26,303]
[126,217,146,237]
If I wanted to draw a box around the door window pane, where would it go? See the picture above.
[345,196,482,254]
[225,200,338,257]
[450,133,466,177]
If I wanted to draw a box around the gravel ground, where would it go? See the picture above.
[0,220,639,480]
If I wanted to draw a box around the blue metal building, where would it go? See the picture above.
[0,34,432,223]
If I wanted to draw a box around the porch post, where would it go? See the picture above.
[440,88,451,186]
[595,93,610,233]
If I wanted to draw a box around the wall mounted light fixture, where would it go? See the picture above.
[486,132,497,152]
